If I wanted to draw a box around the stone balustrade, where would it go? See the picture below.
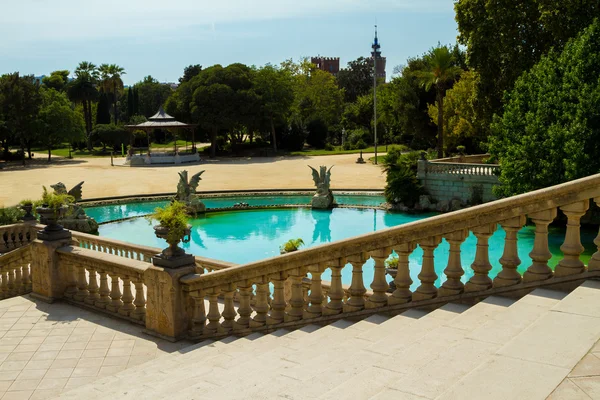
[0,245,32,299]
[179,173,600,340]
[56,246,149,324]
[423,161,499,176]
[0,223,35,254]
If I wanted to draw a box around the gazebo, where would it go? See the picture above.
[124,107,199,165]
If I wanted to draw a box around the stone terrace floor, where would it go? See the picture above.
[549,340,600,399]
[0,295,191,400]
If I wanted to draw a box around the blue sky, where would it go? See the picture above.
[0,0,458,85]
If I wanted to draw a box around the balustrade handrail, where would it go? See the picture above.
[181,173,600,290]
[0,245,32,268]
[426,161,500,168]
[56,246,148,279]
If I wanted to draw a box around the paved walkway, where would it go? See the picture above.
[0,295,191,400]
[549,339,600,399]
[0,154,385,206]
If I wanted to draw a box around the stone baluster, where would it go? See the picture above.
[413,236,443,301]
[493,216,526,287]
[73,264,89,302]
[84,266,100,305]
[286,268,307,321]
[344,253,367,312]
[189,289,206,336]
[251,277,269,327]
[14,266,23,294]
[268,273,287,324]
[106,273,123,312]
[389,243,416,305]
[119,276,136,317]
[555,200,589,277]
[524,209,557,282]
[439,230,469,297]
[205,287,221,334]
[22,263,31,292]
[64,261,78,299]
[220,284,237,333]
[588,198,600,271]
[305,264,326,317]
[367,249,391,309]
[236,280,253,329]
[132,279,146,321]
[1,269,8,299]
[95,269,111,309]
[7,267,16,297]
[324,257,346,315]
[465,224,497,292]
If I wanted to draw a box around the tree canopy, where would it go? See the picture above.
[488,19,600,196]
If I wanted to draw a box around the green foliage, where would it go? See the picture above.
[92,124,128,152]
[42,70,70,92]
[280,238,304,253]
[336,57,374,103]
[385,164,423,207]
[179,64,202,84]
[0,207,24,226]
[385,254,399,269]
[470,184,484,205]
[19,199,33,206]
[455,0,600,134]
[306,118,328,148]
[281,121,307,151]
[150,201,189,244]
[489,19,600,197]
[40,186,74,213]
[135,76,173,118]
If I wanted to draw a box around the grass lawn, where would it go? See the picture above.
[289,145,398,157]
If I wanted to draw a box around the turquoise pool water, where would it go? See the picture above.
[95,204,597,291]
[85,194,385,224]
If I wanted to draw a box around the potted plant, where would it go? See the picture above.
[280,238,304,254]
[150,201,191,259]
[19,199,36,221]
[385,254,399,293]
[36,187,74,232]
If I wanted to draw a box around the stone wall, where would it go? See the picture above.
[417,159,500,204]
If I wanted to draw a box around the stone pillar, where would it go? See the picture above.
[465,224,497,292]
[555,200,589,277]
[413,236,442,301]
[588,198,600,271]
[439,230,468,297]
[493,216,526,288]
[389,243,416,305]
[523,208,557,282]
[344,253,367,312]
[366,248,391,309]
[29,229,73,303]
[144,263,195,341]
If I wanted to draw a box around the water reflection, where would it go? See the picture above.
[311,209,332,243]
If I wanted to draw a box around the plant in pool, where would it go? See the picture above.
[149,201,191,258]
[385,254,399,293]
[280,238,304,254]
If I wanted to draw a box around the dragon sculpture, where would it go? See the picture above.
[308,165,335,209]
[174,170,206,214]
[50,181,98,233]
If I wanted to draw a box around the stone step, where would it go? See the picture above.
[437,282,600,400]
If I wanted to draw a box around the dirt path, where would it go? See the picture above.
[0,154,386,206]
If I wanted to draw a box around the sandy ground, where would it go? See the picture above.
[0,153,386,206]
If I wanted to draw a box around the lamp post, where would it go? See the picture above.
[341,128,346,148]
[372,26,381,165]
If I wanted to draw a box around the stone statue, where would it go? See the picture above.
[50,181,99,233]
[309,165,335,209]
[174,170,206,214]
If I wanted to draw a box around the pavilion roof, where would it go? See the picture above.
[124,106,196,130]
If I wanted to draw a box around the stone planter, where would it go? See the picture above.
[386,268,397,293]
[20,204,36,222]
[152,224,194,268]
[36,205,71,241]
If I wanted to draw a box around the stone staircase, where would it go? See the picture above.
[50,280,600,400]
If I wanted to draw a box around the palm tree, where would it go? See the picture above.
[417,46,462,158]
[98,64,126,124]
[68,62,99,150]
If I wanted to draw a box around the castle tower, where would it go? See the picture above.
[371,27,386,81]
[310,56,340,76]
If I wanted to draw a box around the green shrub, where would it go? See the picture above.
[0,207,25,226]
[39,186,74,214]
[324,143,334,151]
[385,254,399,269]
[306,118,328,149]
[281,121,308,151]
[354,139,368,150]
[280,238,304,253]
[150,201,189,244]
[384,164,423,207]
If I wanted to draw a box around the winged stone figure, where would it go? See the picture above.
[51,181,84,202]
[308,166,333,196]
[175,170,206,214]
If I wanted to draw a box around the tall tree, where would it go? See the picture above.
[0,73,42,164]
[336,57,374,103]
[179,64,203,84]
[38,88,85,162]
[253,65,294,151]
[68,61,99,150]
[126,86,134,120]
[136,76,173,117]
[455,0,600,132]
[416,46,463,158]
[42,70,70,92]
[96,92,111,125]
[98,64,126,124]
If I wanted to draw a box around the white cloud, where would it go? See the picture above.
[1,0,452,43]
